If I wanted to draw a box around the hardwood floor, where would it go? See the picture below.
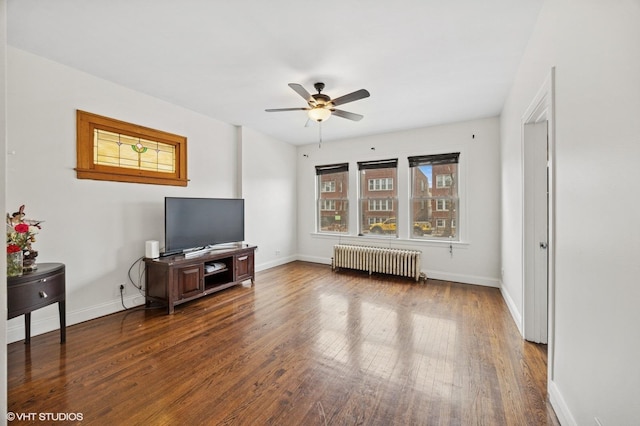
[8,261,559,425]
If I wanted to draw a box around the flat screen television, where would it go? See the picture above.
[164,197,245,255]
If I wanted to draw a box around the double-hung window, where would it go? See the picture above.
[316,163,349,233]
[409,153,459,239]
[358,159,398,236]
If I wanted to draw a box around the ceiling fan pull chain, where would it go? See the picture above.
[318,122,323,148]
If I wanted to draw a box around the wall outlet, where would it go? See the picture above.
[116,283,126,297]
[275,250,281,256]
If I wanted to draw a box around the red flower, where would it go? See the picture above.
[14,223,29,233]
[7,244,21,254]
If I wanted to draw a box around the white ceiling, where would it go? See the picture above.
[7,0,543,145]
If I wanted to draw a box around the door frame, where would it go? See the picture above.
[521,68,556,378]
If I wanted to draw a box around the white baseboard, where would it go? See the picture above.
[255,255,298,272]
[549,379,577,426]
[7,293,145,344]
[425,270,500,288]
[296,254,331,265]
[297,255,500,288]
[500,282,524,337]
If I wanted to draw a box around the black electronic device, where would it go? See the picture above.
[163,197,245,256]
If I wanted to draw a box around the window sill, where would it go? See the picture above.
[310,232,469,248]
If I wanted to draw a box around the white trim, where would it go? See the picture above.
[549,379,577,426]
[297,254,332,265]
[500,282,524,336]
[7,293,145,344]
[425,270,500,287]
[255,255,298,272]
[308,231,471,248]
[521,68,556,380]
[297,254,498,287]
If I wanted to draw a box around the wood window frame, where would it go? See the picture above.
[76,110,188,186]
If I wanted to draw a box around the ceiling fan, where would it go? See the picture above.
[266,82,370,123]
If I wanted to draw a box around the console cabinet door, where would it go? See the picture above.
[176,265,204,300]
[235,252,254,282]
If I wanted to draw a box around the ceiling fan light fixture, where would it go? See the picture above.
[308,106,331,122]
[266,82,369,125]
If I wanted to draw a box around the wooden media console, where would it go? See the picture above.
[144,244,256,314]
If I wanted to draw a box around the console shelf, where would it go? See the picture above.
[144,244,256,314]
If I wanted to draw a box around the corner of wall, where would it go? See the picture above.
[1,0,9,420]
[235,125,243,198]
[499,282,523,337]
[548,379,578,426]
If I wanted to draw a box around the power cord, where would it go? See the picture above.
[127,256,145,291]
[119,256,146,310]
[119,284,127,310]
[121,256,164,311]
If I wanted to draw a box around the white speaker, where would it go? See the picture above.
[145,240,159,258]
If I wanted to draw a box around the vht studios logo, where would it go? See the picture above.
[7,412,84,422]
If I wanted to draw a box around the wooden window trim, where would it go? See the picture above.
[76,110,188,186]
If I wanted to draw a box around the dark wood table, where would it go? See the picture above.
[7,262,66,343]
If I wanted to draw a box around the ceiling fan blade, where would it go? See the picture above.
[265,107,309,112]
[330,89,370,107]
[288,83,312,102]
[331,109,364,121]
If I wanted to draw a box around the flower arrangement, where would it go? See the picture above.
[7,205,42,267]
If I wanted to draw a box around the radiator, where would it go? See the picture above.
[332,244,422,282]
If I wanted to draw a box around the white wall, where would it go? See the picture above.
[1,0,8,423]
[5,47,296,343]
[297,117,501,287]
[240,126,298,270]
[501,0,640,424]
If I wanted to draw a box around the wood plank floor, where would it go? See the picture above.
[8,261,559,425]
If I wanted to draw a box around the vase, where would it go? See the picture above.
[7,251,24,277]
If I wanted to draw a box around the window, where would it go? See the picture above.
[409,153,459,239]
[368,178,393,191]
[76,110,188,186]
[320,200,336,211]
[436,174,453,188]
[358,159,398,236]
[436,199,449,211]
[316,163,349,233]
[368,199,394,211]
[321,181,336,192]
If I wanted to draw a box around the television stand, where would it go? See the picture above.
[144,244,256,314]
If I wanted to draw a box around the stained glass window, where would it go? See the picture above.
[93,130,176,173]
[76,110,187,186]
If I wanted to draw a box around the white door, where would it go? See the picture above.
[523,120,548,343]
